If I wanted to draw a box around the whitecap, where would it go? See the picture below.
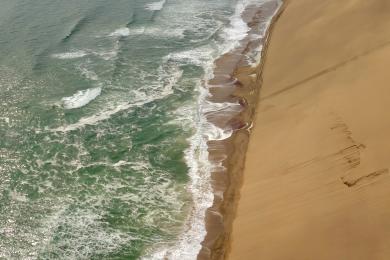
[164,47,215,67]
[79,67,99,81]
[62,87,102,110]
[107,25,184,40]
[145,0,166,11]
[109,27,130,37]
[0,117,10,124]
[51,50,88,59]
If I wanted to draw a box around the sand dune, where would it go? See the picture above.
[229,0,390,259]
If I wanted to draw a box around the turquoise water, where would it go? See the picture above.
[0,0,279,258]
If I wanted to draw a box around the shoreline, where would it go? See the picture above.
[140,1,284,258]
[229,0,390,259]
[198,1,283,259]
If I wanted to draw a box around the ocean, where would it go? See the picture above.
[0,0,280,259]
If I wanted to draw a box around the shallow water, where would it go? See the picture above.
[0,0,278,258]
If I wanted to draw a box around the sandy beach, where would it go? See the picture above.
[229,0,390,259]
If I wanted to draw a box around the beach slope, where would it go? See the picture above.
[229,0,390,259]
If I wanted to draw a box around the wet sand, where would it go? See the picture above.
[229,0,390,259]
[197,1,282,259]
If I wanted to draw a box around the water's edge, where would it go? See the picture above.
[139,1,284,258]
[199,2,285,259]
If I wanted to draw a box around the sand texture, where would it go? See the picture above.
[229,0,390,259]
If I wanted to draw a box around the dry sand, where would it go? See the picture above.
[229,0,390,259]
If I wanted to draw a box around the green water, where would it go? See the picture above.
[0,0,243,258]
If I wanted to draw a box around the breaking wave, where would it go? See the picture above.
[61,87,102,109]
